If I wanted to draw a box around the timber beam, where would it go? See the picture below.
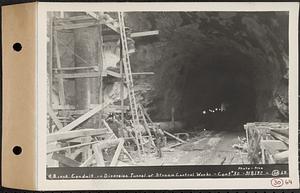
[52,152,81,167]
[47,128,108,143]
[58,100,112,133]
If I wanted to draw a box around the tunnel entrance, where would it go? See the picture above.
[132,12,288,133]
[178,47,257,131]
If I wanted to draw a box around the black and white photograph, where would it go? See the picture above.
[45,9,292,179]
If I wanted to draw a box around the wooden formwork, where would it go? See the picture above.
[47,12,162,167]
[244,122,289,164]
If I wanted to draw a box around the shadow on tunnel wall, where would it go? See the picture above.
[128,11,289,131]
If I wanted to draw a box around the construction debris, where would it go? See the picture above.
[47,11,289,168]
[244,122,288,164]
[232,136,247,152]
[47,11,181,167]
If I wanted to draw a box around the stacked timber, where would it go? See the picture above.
[244,122,288,164]
[47,119,135,167]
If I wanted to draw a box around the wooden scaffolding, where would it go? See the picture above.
[244,122,289,164]
[47,11,160,167]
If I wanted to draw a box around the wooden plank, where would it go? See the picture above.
[105,69,122,78]
[272,128,289,137]
[121,147,135,164]
[87,12,119,33]
[261,146,266,164]
[110,138,125,166]
[93,139,123,166]
[49,13,54,107]
[47,143,59,167]
[86,12,99,20]
[120,60,125,131]
[164,131,186,144]
[131,127,142,157]
[52,105,128,114]
[53,31,66,105]
[138,131,145,154]
[81,136,92,161]
[48,106,63,130]
[103,31,157,42]
[174,133,189,141]
[270,131,289,145]
[47,141,99,154]
[52,104,75,110]
[55,21,101,30]
[132,72,155,75]
[53,66,98,71]
[168,142,183,148]
[54,70,121,79]
[55,72,100,79]
[97,22,104,128]
[69,148,83,160]
[53,104,128,110]
[71,108,116,114]
[131,30,159,38]
[102,14,119,33]
[102,120,115,139]
[274,150,288,163]
[98,138,122,148]
[55,15,95,23]
[105,22,120,33]
[260,140,288,155]
[140,105,153,124]
[47,128,108,143]
[139,105,156,148]
[103,120,136,164]
[105,30,159,40]
[109,105,129,110]
[52,152,81,167]
[67,138,87,143]
[80,154,95,167]
[58,100,112,133]
[92,144,105,166]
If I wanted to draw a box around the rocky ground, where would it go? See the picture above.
[122,130,249,166]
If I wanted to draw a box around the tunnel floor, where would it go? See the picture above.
[118,130,248,166]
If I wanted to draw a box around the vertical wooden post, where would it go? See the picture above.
[49,12,53,107]
[81,136,91,163]
[120,58,125,137]
[132,128,142,158]
[48,106,63,131]
[261,146,266,164]
[97,20,104,128]
[110,138,125,166]
[48,13,54,133]
[53,30,66,105]
[140,105,156,148]
[73,14,98,127]
[92,144,105,166]
[171,106,175,129]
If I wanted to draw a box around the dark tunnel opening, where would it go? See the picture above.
[130,12,289,133]
[179,48,257,131]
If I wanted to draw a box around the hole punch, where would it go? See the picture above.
[13,42,22,52]
[12,146,22,155]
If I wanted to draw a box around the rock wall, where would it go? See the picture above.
[126,12,289,125]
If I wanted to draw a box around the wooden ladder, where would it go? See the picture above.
[118,12,139,125]
[138,104,156,149]
[118,12,144,158]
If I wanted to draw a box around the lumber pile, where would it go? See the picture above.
[47,118,135,167]
[244,122,288,164]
